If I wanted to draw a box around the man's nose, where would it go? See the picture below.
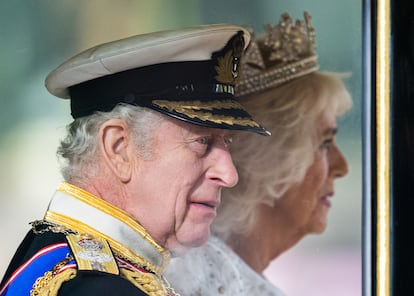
[206,148,239,188]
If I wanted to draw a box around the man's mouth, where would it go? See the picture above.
[320,192,334,207]
[193,200,218,209]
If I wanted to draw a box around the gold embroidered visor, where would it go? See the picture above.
[151,99,265,133]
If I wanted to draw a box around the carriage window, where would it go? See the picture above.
[0,1,366,295]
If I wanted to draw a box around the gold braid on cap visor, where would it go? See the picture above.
[152,99,261,128]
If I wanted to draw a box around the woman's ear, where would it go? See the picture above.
[98,119,134,183]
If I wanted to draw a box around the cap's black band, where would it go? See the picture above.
[69,60,237,118]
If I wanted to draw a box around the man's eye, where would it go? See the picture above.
[197,137,211,145]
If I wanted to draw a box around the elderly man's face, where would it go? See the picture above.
[126,117,239,255]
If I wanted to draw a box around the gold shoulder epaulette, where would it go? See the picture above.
[66,233,119,275]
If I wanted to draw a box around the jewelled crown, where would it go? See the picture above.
[236,11,319,97]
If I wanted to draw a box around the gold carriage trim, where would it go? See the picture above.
[152,99,260,127]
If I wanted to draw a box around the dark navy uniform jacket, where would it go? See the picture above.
[0,230,147,296]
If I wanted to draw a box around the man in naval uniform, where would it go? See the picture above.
[0,25,270,296]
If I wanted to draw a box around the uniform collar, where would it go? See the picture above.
[45,181,170,275]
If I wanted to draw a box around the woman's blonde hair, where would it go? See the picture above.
[213,72,352,240]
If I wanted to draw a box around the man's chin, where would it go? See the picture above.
[168,232,210,257]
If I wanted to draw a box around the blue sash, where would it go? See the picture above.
[0,243,72,296]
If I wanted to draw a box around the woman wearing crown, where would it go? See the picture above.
[165,12,353,295]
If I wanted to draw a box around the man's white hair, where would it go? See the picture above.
[57,104,164,185]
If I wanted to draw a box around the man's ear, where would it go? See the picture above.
[99,119,134,183]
